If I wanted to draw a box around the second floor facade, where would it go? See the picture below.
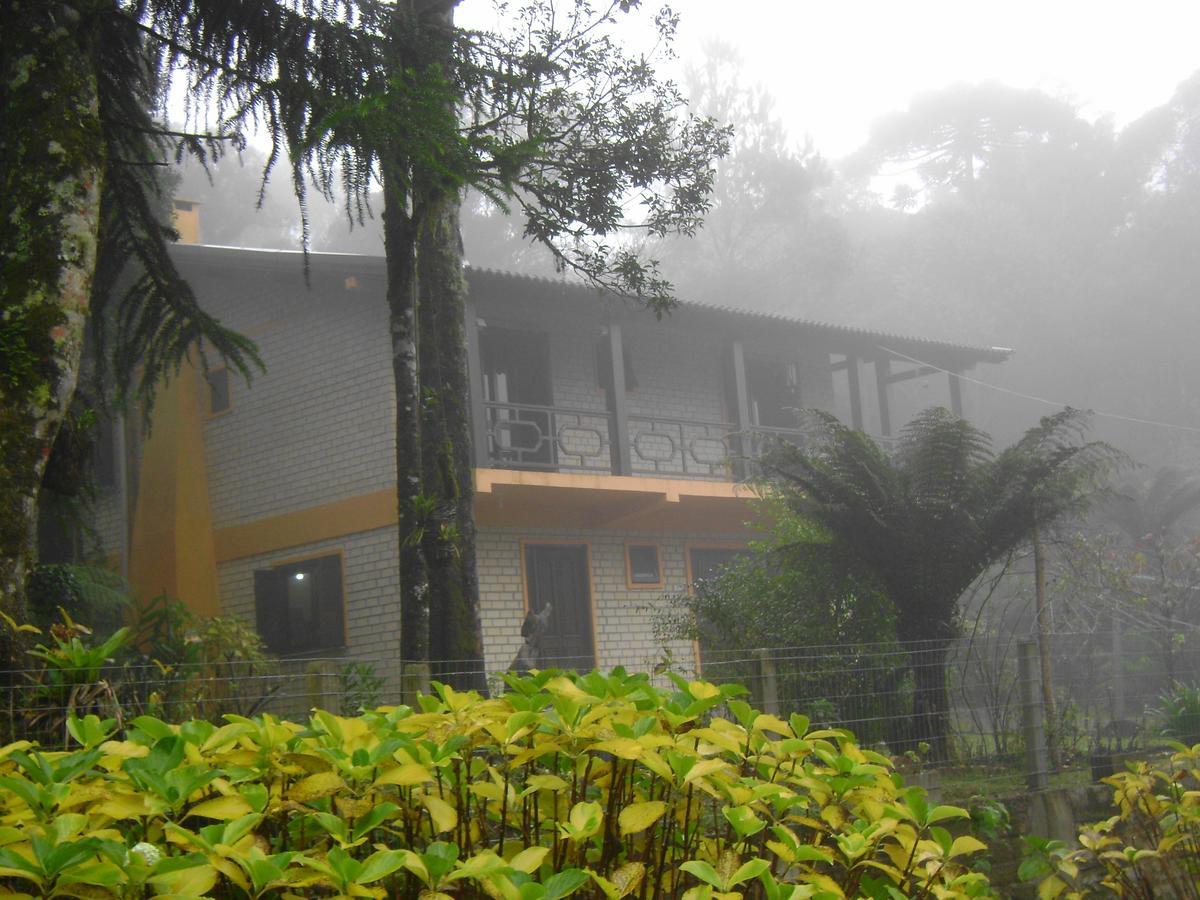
[157,244,1007,531]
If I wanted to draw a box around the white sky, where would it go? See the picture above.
[461,0,1200,158]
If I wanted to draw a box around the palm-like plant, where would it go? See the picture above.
[767,406,1117,757]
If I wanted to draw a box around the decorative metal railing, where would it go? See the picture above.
[480,401,887,478]
[627,415,735,479]
[482,400,612,471]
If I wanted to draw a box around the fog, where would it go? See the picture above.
[174,8,1200,470]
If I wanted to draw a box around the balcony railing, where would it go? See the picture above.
[481,400,818,480]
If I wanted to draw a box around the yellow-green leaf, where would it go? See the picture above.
[288,772,346,803]
[509,846,549,874]
[375,764,435,788]
[422,795,458,834]
[618,801,667,836]
[688,681,720,700]
[188,794,253,820]
[949,835,987,858]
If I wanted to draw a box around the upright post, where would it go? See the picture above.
[845,356,864,430]
[726,339,752,479]
[1018,639,1050,791]
[874,357,892,438]
[948,369,964,416]
[1111,604,1126,721]
[755,648,780,715]
[606,322,632,476]
[463,295,489,467]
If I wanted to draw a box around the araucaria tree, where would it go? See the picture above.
[0,0,272,621]
[767,407,1116,757]
[226,0,729,684]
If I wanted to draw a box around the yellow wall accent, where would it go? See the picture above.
[172,200,200,244]
[214,490,395,563]
[128,359,221,616]
[209,470,760,564]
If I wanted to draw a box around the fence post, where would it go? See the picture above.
[400,661,431,706]
[305,661,338,713]
[755,649,780,715]
[1018,639,1050,791]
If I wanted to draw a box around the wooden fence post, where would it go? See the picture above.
[1018,639,1050,791]
[756,648,780,715]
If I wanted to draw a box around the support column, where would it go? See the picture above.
[874,357,892,438]
[606,322,632,476]
[948,369,964,416]
[726,339,752,478]
[846,356,864,430]
[464,295,489,467]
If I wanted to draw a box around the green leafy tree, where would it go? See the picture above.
[766,407,1117,757]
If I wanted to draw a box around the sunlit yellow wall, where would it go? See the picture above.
[172,199,200,244]
[128,358,220,616]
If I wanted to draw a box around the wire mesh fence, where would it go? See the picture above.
[699,629,1200,775]
[4,630,1197,782]
[0,656,389,750]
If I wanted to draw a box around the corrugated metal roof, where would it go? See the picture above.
[466,266,1013,363]
[173,244,1011,363]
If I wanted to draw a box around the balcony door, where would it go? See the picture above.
[481,327,554,467]
[746,358,800,429]
[524,544,595,670]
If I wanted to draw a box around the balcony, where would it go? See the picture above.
[479,399,807,481]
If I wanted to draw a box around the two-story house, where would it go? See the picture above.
[91,242,1009,690]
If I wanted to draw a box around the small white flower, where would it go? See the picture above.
[130,842,162,866]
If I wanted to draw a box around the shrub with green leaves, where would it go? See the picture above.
[0,669,994,898]
[1024,743,1200,898]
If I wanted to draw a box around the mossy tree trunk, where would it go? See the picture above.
[411,0,485,690]
[417,183,486,691]
[0,0,105,625]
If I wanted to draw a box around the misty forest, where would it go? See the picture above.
[5,1,1200,897]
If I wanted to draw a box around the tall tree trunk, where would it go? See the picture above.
[381,2,429,686]
[416,188,485,691]
[895,609,953,761]
[413,0,486,692]
[0,0,104,629]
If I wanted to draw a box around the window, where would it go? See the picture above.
[595,332,638,393]
[746,358,800,428]
[254,554,345,654]
[206,367,231,415]
[626,544,662,587]
[688,546,746,584]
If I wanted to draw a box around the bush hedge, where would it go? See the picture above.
[0,668,993,898]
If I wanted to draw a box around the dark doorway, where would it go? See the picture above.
[523,544,595,670]
[480,327,555,467]
[746,358,800,429]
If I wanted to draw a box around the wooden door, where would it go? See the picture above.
[524,544,595,670]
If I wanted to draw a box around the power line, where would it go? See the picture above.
[876,344,1200,435]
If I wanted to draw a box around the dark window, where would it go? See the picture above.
[595,332,638,393]
[254,555,344,654]
[688,547,746,584]
[207,368,230,414]
[627,544,661,585]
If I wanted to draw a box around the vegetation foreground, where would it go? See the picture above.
[0,669,995,898]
